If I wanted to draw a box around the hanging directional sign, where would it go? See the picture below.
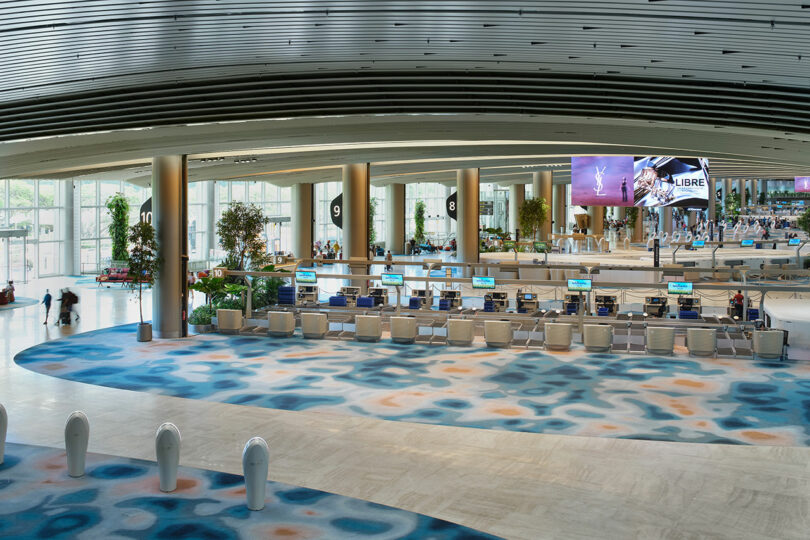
[479,200,494,216]
[140,197,152,224]
[446,191,457,220]
[330,194,343,229]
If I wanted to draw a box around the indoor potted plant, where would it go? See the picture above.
[128,220,161,342]
[188,276,225,333]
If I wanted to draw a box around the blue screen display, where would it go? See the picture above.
[472,276,496,289]
[691,240,705,248]
[295,270,317,283]
[788,238,801,246]
[567,279,592,292]
[381,273,404,286]
[668,281,693,295]
[740,239,754,247]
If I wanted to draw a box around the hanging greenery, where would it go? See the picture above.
[414,200,426,242]
[518,197,550,240]
[369,196,378,244]
[106,193,130,262]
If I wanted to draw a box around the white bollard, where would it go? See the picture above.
[155,423,181,492]
[65,411,89,478]
[242,437,269,511]
[0,403,6,465]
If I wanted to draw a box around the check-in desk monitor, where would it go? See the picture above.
[676,296,701,314]
[567,279,592,292]
[595,295,618,316]
[484,291,509,312]
[439,289,462,308]
[297,284,319,304]
[296,270,317,283]
[472,276,496,289]
[381,273,404,286]
[339,286,361,306]
[644,296,668,318]
[516,290,539,312]
[740,239,754,247]
[789,238,801,246]
[410,288,432,307]
[367,287,389,306]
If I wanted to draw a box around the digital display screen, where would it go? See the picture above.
[668,281,693,295]
[380,273,404,286]
[740,239,754,247]
[472,276,496,289]
[788,238,801,246]
[692,240,705,248]
[567,279,592,292]
[295,270,317,283]
[795,177,810,193]
[571,156,709,208]
[524,294,534,300]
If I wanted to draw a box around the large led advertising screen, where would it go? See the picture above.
[571,156,709,208]
[795,177,810,193]
[570,156,634,206]
[633,157,709,208]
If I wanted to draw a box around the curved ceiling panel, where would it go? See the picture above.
[2,2,810,142]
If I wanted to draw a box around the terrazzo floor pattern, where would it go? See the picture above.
[0,442,497,540]
[15,325,810,447]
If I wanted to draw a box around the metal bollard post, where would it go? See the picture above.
[155,423,181,492]
[65,411,89,478]
[242,437,269,511]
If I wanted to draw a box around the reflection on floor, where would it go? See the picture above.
[0,442,497,540]
[16,325,810,446]
[0,297,38,311]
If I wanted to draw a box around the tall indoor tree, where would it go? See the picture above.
[216,202,270,271]
[106,193,130,262]
[127,220,161,341]
[518,197,550,240]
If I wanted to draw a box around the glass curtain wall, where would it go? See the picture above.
[479,183,508,232]
[314,182,343,247]
[0,179,65,281]
[405,183,456,244]
[79,180,149,273]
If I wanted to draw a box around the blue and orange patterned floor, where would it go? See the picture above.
[0,442,496,539]
[15,324,810,446]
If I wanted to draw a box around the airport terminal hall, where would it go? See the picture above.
[3,2,810,539]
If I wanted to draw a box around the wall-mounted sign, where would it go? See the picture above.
[479,200,494,216]
[140,198,152,224]
[446,191,457,220]
[330,194,343,229]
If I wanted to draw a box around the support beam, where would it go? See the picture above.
[632,208,643,243]
[152,155,188,339]
[553,183,566,234]
[533,171,553,240]
[660,207,673,234]
[457,168,479,272]
[291,183,314,260]
[738,179,747,208]
[724,178,733,212]
[508,184,524,237]
[206,181,216,261]
[342,164,370,291]
[385,183,406,254]
[587,205,605,235]
[708,178,716,222]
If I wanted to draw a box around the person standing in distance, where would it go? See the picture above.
[42,289,52,325]
[621,177,628,203]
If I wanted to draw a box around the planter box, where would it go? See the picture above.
[216,309,243,332]
[190,323,215,334]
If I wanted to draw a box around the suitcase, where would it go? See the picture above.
[60,311,71,325]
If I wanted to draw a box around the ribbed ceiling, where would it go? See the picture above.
[3,1,810,142]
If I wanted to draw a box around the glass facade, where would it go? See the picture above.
[0,179,65,281]
[405,183,456,242]
[215,181,292,258]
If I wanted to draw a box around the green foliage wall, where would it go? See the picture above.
[106,193,130,261]
[414,200,426,242]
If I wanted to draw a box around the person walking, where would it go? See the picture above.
[42,289,52,325]
[385,250,393,271]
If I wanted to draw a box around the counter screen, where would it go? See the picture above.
[295,270,317,283]
[567,279,592,292]
[668,281,693,295]
[740,239,753,247]
[472,276,496,289]
[381,273,404,286]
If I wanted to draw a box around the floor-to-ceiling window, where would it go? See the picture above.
[405,183,455,243]
[480,183,508,232]
[370,185,386,248]
[79,180,149,273]
[314,182,343,247]
[0,179,66,281]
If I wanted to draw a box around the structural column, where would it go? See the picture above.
[750,179,758,206]
[632,208,643,242]
[533,171,553,240]
[553,183,566,234]
[708,178,716,222]
[291,183,314,259]
[205,181,217,260]
[457,168,480,273]
[738,179,747,208]
[508,183,524,237]
[444,184,453,237]
[385,183,406,254]
[587,205,605,235]
[659,207,673,235]
[61,179,76,276]
[341,164,370,260]
[152,155,188,339]
[723,178,733,212]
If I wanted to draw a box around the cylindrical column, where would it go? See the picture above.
[341,164,370,260]
[617,206,626,220]
[738,179,747,208]
[750,179,758,206]
[587,206,605,235]
[444,184,453,237]
[660,207,673,234]
[61,180,75,275]
[708,178,716,222]
[632,208,643,242]
[533,171,553,240]
[152,155,188,339]
[385,183,406,254]
[291,183,313,259]
[723,178,733,212]
[457,168,480,269]
[553,183,566,234]
[508,184,525,237]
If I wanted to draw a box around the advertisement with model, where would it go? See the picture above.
[571,156,709,208]
[795,177,810,193]
[633,157,709,208]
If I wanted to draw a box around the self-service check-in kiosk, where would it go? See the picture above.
[644,296,668,318]
[410,288,432,307]
[367,287,389,306]
[339,286,361,306]
[516,289,538,313]
[439,289,462,309]
[595,295,617,316]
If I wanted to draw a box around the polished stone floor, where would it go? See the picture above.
[1,276,809,539]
